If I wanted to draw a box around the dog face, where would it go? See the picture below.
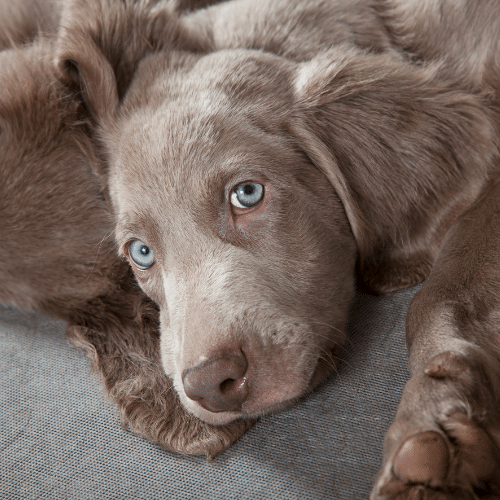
[101,51,357,424]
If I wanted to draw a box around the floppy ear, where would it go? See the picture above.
[290,46,495,293]
[56,0,207,112]
[55,0,208,178]
[57,30,119,123]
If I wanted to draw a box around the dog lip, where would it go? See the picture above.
[198,400,241,413]
[239,395,302,419]
[241,360,332,418]
[189,351,334,422]
[202,356,332,419]
[193,390,299,420]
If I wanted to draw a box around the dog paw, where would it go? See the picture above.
[371,353,500,499]
[373,414,500,499]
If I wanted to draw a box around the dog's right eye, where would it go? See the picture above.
[230,182,264,209]
[129,240,155,269]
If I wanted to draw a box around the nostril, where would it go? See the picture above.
[220,377,240,394]
[182,349,248,412]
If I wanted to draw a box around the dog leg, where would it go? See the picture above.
[372,179,500,499]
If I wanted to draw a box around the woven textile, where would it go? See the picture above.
[0,286,415,499]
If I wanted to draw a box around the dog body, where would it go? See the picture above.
[0,41,113,314]
[2,0,500,497]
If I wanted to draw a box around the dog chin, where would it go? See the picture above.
[189,404,244,426]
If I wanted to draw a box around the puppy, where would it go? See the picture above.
[3,0,500,497]
[0,1,252,456]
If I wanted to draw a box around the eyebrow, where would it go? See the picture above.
[115,208,165,254]
[115,216,148,254]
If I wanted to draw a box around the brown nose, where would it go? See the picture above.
[182,350,248,412]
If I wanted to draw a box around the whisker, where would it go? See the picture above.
[316,347,338,371]
[161,385,175,399]
[306,320,354,350]
[304,330,353,356]
[313,340,355,372]
[308,320,346,336]
[316,350,345,386]
[86,240,104,281]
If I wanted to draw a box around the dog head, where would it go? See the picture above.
[57,2,496,425]
[104,49,358,424]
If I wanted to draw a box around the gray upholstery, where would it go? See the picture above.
[0,286,416,499]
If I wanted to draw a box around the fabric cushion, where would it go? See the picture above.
[0,286,416,499]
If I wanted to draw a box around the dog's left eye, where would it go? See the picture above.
[230,182,264,208]
[129,240,155,269]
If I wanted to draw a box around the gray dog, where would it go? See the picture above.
[2,0,500,497]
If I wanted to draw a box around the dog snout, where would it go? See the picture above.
[182,349,248,412]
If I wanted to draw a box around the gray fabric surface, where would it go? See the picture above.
[0,286,416,499]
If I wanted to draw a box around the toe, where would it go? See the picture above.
[444,412,497,483]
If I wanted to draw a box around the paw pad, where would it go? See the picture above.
[393,431,449,485]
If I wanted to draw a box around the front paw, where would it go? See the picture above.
[372,352,500,499]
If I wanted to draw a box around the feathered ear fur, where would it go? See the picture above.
[290,46,497,293]
[57,29,119,122]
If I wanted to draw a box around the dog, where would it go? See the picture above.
[2,0,500,497]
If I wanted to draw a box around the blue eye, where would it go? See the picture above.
[230,182,264,208]
[129,240,155,269]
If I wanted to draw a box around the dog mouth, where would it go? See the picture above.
[246,354,336,417]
